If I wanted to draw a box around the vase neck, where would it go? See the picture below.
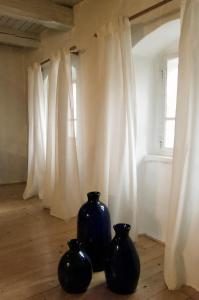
[67,239,81,252]
[114,223,131,238]
[87,191,101,203]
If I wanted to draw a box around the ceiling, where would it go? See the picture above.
[52,0,83,7]
[0,16,46,35]
[0,0,83,49]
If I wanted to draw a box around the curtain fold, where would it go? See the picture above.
[78,17,138,238]
[42,56,60,209]
[24,52,82,220]
[164,0,199,291]
[24,18,137,232]
[23,63,46,200]
[49,52,81,220]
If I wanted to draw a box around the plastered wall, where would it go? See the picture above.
[0,45,27,184]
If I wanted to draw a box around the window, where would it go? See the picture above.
[160,56,178,152]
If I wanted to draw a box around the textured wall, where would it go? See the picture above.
[139,158,172,242]
[0,46,27,184]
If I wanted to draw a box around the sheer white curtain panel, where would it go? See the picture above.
[23,63,46,200]
[46,52,81,219]
[164,0,199,291]
[78,17,138,238]
[24,52,82,221]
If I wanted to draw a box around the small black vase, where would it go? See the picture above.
[77,191,111,272]
[105,223,140,294]
[58,239,92,293]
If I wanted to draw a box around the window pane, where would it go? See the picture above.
[72,82,77,119]
[166,57,178,118]
[164,120,175,148]
[72,65,77,81]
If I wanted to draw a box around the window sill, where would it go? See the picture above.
[144,154,173,164]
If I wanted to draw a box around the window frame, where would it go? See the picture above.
[159,52,178,156]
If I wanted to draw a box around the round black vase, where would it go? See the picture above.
[58,239,92,293]
[105,223,140,294]
[77,191,111,272]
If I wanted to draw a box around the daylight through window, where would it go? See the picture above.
[164,57,178,149]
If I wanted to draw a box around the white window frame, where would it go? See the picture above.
[158,52,178,156]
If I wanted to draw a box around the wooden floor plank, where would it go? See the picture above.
[0,183,197,300]
[150,290,188,300]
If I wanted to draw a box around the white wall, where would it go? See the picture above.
[133,21,180,242]
[133,54,172,242]
[139,157,172,242]
[133,56,156,237]
[134,56,154,164]
[0,45,27,184]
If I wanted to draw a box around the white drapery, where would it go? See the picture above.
[44,52,81,219]
[78,17,137,237]
[164,0,199,291]
[24,18,137,232]
[23,63,46,200]
[24,52,82,220]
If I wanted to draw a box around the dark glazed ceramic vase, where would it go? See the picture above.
[77,191,111,272]
[58,239,92,293]
[105,223,140,294]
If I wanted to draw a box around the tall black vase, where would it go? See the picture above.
[105,223,140,294]
[77,191,111,272]
[58,239,92,293]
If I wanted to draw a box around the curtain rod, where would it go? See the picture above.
[40,46,80,66]
[41,58,50,66]
[129,0,174,21]
[41,0,174,65]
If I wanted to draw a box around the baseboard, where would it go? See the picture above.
[0,181,26,187]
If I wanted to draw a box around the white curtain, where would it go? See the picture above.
[24,51,82,220]
[23,63,46,200]
[24,19,137,230]
[78,17,138,238]
[164,0,199,291]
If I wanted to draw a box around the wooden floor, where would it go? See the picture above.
[0,184,198,300]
